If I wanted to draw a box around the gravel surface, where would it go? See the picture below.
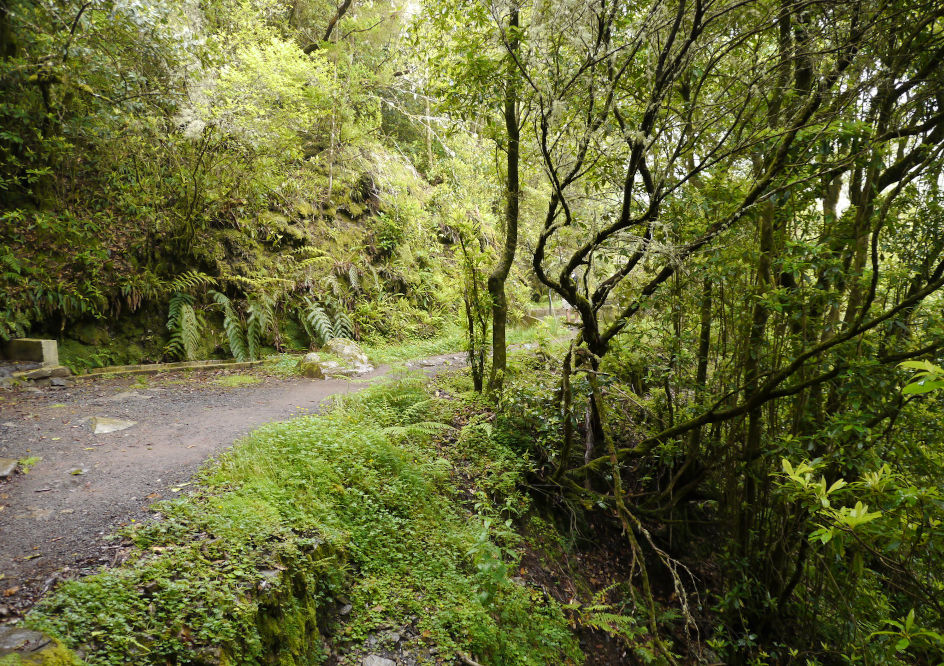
[0,353,466,620]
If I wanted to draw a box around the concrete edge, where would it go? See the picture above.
[74,360,264,379]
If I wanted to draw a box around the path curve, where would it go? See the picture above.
[0,353,466,619]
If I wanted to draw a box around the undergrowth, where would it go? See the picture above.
[26,374,582,665]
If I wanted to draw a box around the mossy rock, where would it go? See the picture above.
[0,628,78,666]
[69,321,109,346]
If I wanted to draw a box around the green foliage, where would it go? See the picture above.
[27,378,581,665]
[899,360,944,395]
[246,294,275,361]
[213,374,261,387]
[210,291,249,362]
[165,294,204,361]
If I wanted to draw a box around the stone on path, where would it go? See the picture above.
[91,416,136,434]
[0,457,17,478]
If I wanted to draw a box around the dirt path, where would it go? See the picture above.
[0,353,466,620]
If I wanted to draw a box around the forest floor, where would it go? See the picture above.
[0,352,467,620]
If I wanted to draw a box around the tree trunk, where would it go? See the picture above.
[487,7,520,392]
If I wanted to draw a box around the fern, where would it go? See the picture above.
[325,273,344,300]
[246,294,275,360]
[301,297,334,345]
[347,265,360,293]
[381,421,454,442]
[211,290,248,361]
[165,293,203,360]
[332,308,354,339]
[167,270,216,295]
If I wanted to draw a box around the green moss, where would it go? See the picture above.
[213,374,261,387]
[0,638,79,666]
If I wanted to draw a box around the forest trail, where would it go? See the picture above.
[0,353,466,619]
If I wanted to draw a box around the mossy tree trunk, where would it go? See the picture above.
[487,6,520,393]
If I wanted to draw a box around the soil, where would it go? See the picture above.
[0,353,466,621]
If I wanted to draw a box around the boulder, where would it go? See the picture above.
[324,338,368,362]
[298,342,374,379]
[323,338,373,375]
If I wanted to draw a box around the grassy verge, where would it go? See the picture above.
[360,317,570,365]
[24,372,582,665]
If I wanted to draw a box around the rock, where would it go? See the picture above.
[49,377,71,388]
[12,365,71,381]
[298,346,374,378]
[0,627,51,655]
[340,603,353,615]
[321,338,374,376]
[91,417,136,434]
[0,458,17,478]
[324,338,370,365]
[320,360,357,377]
[297,353,325,379]
[362,657,395,666]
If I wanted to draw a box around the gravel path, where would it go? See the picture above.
[0,353,466,620]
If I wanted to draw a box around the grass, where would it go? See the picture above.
[18,456,41,473]
[361,316,570,365]
[26,375,582,665]
[212,373,261,387]
[260,317,571,378]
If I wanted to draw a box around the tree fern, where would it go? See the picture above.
[210,290,248,361]
[165,293,203,360]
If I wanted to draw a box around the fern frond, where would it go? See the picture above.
[211,290,248,361]
[348,265,360,293]
[324,274,344,299]
[332,308,354,339]
[302,297,334,345]
[167,270,216,295]
[165,293,203,360]
[246,294,275,360]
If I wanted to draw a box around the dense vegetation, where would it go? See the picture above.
[3,0,944,663]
